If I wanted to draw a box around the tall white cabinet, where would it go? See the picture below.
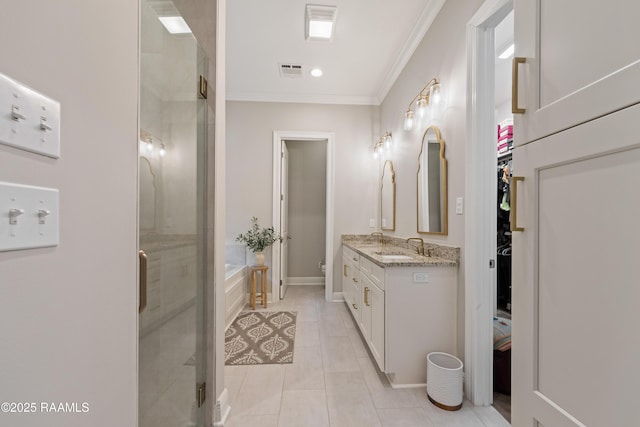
[511,2,640,426]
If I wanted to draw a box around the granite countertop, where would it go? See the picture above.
[342,234,459,268]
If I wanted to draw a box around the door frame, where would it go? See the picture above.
[272,131,335,302]
[464,0,513,406]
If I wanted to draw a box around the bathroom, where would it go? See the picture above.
[2,0,637,426]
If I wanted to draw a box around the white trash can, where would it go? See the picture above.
[426,352,463,411]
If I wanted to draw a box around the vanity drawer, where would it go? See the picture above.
[343,246,360,264]
[360,256,385,290]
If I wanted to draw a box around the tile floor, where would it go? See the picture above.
[225,285,511,427]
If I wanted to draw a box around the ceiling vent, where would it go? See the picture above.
[305,4,337,41]
[279,63,304,78]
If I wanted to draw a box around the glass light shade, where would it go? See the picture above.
[416,97,428,118]
[404,110,415,131]
[384,134,392,149]
[429,83,442,108]
[429,83,445,122]
[159,144,166,157]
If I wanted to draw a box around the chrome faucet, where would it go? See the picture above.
[406,237,425,256]
[371,232,384,246]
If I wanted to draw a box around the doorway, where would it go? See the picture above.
[464,0,513,413]
[138,1,208,425]
[281,139,328,297]
[272,131,335,302]
[492,9,514,422]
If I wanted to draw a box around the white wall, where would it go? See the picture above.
[0,2,138,426]
[286,140,327,278]
[379,0,485,358]
[226,101,377,294]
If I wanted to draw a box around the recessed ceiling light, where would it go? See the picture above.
[310,68,323,77]
[498,43,514,59]
[305,5,337,41]
[158,16,192,35]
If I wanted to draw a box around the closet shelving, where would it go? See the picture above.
[497,118,513,313]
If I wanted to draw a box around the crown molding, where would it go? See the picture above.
[226,91,378,106]
[375,0,447,104]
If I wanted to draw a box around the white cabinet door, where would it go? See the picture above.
[342,256,351,305]
[511,104,640,426]
[361,273,385,371]
[343,256,359,320]
[350,270,361,322]
[361,275,373,342]
[513,0,640,145]
[369,283,385,371]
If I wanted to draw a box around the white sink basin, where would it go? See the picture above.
[380,254,413,260]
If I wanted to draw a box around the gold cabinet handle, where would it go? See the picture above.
[512,57,526,114]
[352,303,358,310]
[353,277,358,283]
[139,250,148,314]
[511,176,525,232]
[364,287,370,306]
[343,265,348,277]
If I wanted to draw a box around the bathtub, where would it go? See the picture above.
[225,264,247,329]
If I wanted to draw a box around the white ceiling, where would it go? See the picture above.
[226,0,446,105]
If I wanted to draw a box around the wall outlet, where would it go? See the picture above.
[369,218,375,228]
[413,272,429,283]
[456,197,464,215]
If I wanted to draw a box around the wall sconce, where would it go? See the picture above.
[403,77,443,131]
[139,130,166,157]
[373,131,393,159]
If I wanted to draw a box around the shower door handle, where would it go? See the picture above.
[139,250,148,314]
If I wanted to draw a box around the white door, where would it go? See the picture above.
[279,142,289,299]
[511,103,640,426]
[513,0,640,145]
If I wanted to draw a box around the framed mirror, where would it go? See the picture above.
[417,126,447,235]
[380,160,396,231]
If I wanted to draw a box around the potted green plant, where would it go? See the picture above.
[236,217,283,265]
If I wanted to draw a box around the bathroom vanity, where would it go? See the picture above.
[342,235,459,387]
[139,235,197,336]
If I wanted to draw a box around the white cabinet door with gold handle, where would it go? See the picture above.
[511,103,640,427]
[514,0,640,146]
[360,279,372,343]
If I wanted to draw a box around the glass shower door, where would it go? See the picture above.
[138,1,207,426]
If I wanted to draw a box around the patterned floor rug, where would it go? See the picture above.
[225,311,297,365]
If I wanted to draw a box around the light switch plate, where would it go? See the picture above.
[0,72,60,158]
[455,197,464,215]
[369,218,375,228]
[0,182,59,251]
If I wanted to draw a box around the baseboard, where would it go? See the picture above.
[386,374,427,389]
[213,388,230,427]
[331,292,344,302]
[287,277,325,286]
